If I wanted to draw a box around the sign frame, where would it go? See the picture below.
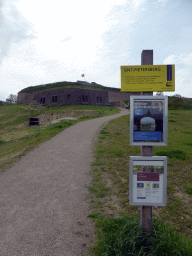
[129,156,167,206]
[121,64,175,92]
[130,96,168,146]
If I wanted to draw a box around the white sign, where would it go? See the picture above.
[129,156,167,206]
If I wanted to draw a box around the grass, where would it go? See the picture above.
[92,215,192,256]
[0,103,120,172]
[168,97,192,110]
[88,109,192,255]
[19,81,121,93]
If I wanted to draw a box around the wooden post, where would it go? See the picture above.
[140,50,153,233]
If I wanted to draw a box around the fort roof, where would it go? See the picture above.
[19,81,121,94]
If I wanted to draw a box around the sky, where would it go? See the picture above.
[0,0,192,101]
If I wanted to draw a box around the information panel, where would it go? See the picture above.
[129,156,167,206]
[121,65,175,92]
[130,96,168,146]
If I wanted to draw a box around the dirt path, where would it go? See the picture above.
[0,108,129,256]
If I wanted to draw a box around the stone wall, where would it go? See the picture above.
[17,87,149,106]
[110,101,128,108]
[108,91,139,102]
[17,88,109,106]
[16,92,36,105]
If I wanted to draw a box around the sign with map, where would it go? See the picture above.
[121,65,175,92]
[129,156,167,206]
[130,96,168,146]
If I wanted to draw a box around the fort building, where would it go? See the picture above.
[16,81,146,107]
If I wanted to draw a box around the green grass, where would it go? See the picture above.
[19,81,121,93]
[88,109,192,255]
[0,104,120,172]
[156,150,188,160]
[168,97,192,110]
[92,215,192,256]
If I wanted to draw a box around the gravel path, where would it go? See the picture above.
[0,108,129,256]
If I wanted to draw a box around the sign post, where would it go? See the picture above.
[121,50,172,234]
[140,50,153,233]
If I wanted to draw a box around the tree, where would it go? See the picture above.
[6,94,17,104]
[156,92,164,96]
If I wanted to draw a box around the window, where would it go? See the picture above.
[82,95,85,102]
[67,94,70,100]
[40,97,45,104]
[97,96,102,103]
[85,96,88,102]
[52,96,58,103]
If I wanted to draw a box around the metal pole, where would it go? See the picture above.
[140,50,153,233]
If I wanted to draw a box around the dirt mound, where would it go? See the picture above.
[38,110,98,126]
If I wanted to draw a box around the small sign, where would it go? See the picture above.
[29,118,39,127]
[121,65,175,92]
[129,156,167,206]
[130,96,168,146]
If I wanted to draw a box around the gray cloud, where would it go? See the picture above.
[0,0,37,64]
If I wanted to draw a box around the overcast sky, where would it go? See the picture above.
[0,0,192,101]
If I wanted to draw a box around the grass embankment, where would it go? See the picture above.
[0,104,120,172]
[19,81,121,93]
[88,110,192,255]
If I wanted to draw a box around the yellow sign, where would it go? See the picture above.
[121,65,175,92]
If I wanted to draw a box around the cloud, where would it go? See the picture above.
[100,0,147,63]
[164,53,192,66]
[60,37,72,43]
[178,53,192,66]
[0,0,36,65]
[157,0,168,4]
[164,53,192,97]
[163,55,177,64]
[0,90,9,102]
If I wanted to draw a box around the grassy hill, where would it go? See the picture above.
[0,104,120,172]
[89,109,192,255]
[168,96,192,110]
[123,96,192,110]
[19,81,121,93]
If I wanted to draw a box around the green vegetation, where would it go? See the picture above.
[156,150,187,160]
[122,99,130,108]
[0,104,120,172]
[88,110,192,255]
[122,96,192,111]
[19,81,121,93]
[168,96,192,110]
[92,215,192,256]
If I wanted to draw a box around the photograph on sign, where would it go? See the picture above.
[130,96,168,146]
[129,156,167,206]
[121,65,175,92]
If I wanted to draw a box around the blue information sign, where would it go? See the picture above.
[130,96,168,146]
[134,131,162,141]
